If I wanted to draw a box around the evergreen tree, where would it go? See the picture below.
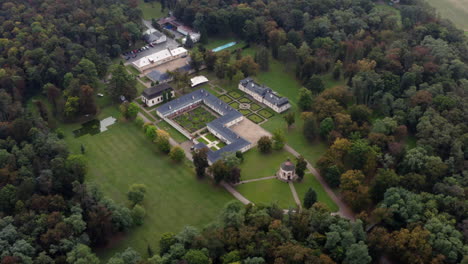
[303,187,317,209]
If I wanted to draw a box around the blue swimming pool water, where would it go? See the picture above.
[212,41,237,52]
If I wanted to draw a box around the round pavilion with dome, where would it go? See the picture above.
[276,158,298,182]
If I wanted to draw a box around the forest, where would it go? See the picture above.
[0,0,467,263]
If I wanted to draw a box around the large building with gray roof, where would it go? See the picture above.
[156,89,251,164]
[238,78,291,113]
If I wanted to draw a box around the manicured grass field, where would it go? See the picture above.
[217,141,226,148]
[239,109,252,116]
[258,109,273,119]
[294,174,339,212]
[140,111,157,123]
[219,95,232,103]
[236,179,297,209]
[158,120,188,143]
[173,107,217,133]
[239,97,252,103]
[247,114,264,124]
[238,148,295,180]
[136,82,147,95]
[137,0,168,20]
[228,91,242,99]
[250,103,261,111]
[140,76,151,83]
[61,120,233,259]
[229,102,240,109]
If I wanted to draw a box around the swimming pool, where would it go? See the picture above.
[212,41,237,52]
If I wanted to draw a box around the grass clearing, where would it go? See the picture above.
[137,0,168,20]
[238,148,295,181]
[247,114,264,124]
[236,179,297,209]
[294,174,339,212]
[61,120,232,259]
[204,37,246,52]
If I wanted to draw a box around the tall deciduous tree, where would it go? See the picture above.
[108,62,137,101]
[193,148,209,178]
[303,187,317,209]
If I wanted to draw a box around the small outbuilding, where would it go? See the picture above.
[277,159,297,182]
[141,83,175,107]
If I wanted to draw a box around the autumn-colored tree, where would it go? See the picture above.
[340,170,370,212]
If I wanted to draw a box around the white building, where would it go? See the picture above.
[190,76,209,87]
[141,83,175,107]
[276,159,297,181]
[132,47,188,72]
[238,78,291,113]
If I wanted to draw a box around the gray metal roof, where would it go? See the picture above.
[157,89,250,163]
[281,160,295,171]
[142,83,173,99]
[239,78,289,107]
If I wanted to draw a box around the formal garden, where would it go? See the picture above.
[196,132,227,151]
[173,106,218,133]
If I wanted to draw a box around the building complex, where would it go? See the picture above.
[238,78,291,113]
[156,89,251,164]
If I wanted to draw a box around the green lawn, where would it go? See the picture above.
[140,111,157,123]
[136,82,147,95]
[320,72,347,90]
[424,0,468,31]
[247,113,264,124]
[262,113,327,166]
[294,174,339,212]
[205,133,217,142]
[236,179,297,209]
[197,137,209,144]
[217,141,226,148]
[238,148,295,181]
[158,120,188,143]
[137,0,168,20]
[140,76,151,83]
[61,121,233,259]
[126,65,140,76]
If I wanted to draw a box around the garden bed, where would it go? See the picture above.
[205,133,217,141]
[258,109,274,119]
[217,141,226,148]
[239,97,252,103]
[239,109,252,116]
[247,113,264,124]
[219,95,233,103]
[173,107,217,133]
[229,102,240,109]
[228,91,242,99]
[250,103,261,111]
